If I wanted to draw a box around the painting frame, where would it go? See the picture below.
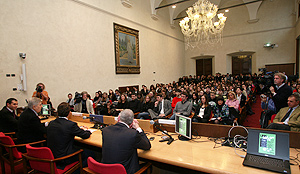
[114,23,140,74]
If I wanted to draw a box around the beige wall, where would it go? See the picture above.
[0,0,185,107]
[184,0,296,76]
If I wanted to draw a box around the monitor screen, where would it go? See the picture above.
[175,114,192,139]
[41,104,51,116]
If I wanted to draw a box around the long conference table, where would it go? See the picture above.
[42,114,300,174]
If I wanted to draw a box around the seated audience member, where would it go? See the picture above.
[93,92,101,105]
[192,95,212,123]
[47,102,91,169]
[32,82,49,104]
[137,95,154,119]
[190,92,200,112]
[132,87,139,96]
[267,93,300,131]
[235,87,247,107]
[148,93,172,119]
[99,101,114,116]
[208,91,217,106]
[101,92,110,105]
[108,89,117,102]
[66,93,75,107]
[0,98,18,133]
[127,94,141,114]
[169,92,193,120]
[148,91,156,102]
[74,91,94,114]
[140,85,149,97]
[102,109,151,174]
[225,91,240,110]
[116,94,129,111]
[211,96,230,124]
[114,89,121,102]
[171,89,182,109]
[17,97,47,143]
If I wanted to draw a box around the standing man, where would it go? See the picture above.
[267,93,300,131]
[102,109,151,174]
[74,91,94,114]
[0,98,18,133]
[47,102,91,169]
[17,97,47,143]
[169,92,193,120]
[32,83,49,104]
[148,93,172,119]
[270,73,293,113]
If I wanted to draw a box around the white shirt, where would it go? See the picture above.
[119,121,142,133]
[160,99,164,114]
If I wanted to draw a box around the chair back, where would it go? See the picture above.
[87,157,126,174]
[0,132,22,159]
[26,144,59,174]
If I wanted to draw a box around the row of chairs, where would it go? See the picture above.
[0,132,151,174]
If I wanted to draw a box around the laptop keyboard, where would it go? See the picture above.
[247,155,285,168]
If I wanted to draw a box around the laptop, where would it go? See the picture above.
[243,129,290,174]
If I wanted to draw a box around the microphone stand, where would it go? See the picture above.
[153,123,174,145]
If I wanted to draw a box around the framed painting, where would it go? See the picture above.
[114,23,140,74]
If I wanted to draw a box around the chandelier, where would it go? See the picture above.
[179,0,227,48]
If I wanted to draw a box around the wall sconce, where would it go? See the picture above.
[19,53,26,59]
[264,43,278,49]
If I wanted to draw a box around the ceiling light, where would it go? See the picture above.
[172,5,176,8]
[179,0,227,48]
[225,9,229,12]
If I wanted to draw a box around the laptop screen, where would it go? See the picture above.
[247,129,289,160]
[41,104,51,116]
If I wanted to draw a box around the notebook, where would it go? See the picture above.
[243,129,290,174]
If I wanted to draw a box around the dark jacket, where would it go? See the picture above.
[193,105,212,123]
[128,99,141,113]
[47,118,91,168]
[0,106,18,133]
[102,122,151,174]
[17,108,46,143]
[272,84,293,113]
[140,101,154,112]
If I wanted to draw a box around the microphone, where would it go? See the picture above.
[150,120,174,145]
[82,116,94,120]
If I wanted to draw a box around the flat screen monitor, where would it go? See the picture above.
[41,104,51,116]
[175,114,192,140]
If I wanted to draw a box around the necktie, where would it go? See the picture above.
[280,109,292,122]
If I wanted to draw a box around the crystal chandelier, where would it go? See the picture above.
[179,0,227,48]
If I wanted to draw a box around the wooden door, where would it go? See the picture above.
[265,63,295,76]
[196,58,212,76]
[232,56,252,75]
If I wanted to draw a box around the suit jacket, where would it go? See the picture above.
[272,84,292,113]
[0,106,18,133]
[47,118,91,166]
[17,108,46,143]
[74,99,94,114]
[102,122,151,174]
[156,100,172,115]
[273,106,300,132]
[238,94,247,107]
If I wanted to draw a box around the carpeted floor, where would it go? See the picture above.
[242,95,262,128]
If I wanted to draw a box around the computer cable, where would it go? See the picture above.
[227,125,248,158]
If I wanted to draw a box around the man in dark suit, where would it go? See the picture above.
[102,109,151,174]
[270,72,293,113]
[47,102,91,169]
[0,98,18,133]
[267,93,300,131]
[148,93,172,119]
[17,97,46,144]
